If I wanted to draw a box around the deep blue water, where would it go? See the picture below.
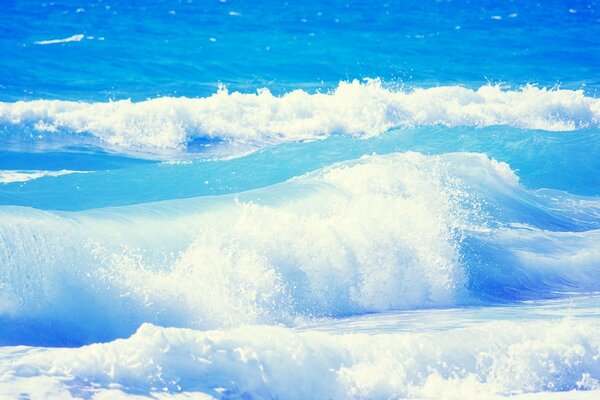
[2,0,599,101]
[1,1,600,399]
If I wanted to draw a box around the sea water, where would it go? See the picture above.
[1,0,600,399]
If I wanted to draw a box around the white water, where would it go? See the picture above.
[2,152,600,345]
[1,315,599,399]
[2,152,600,398]
[1,80,598,150]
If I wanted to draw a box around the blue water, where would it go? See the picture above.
[1,1,600,399]
[2,0,599,102]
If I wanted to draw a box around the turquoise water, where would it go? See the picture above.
[1,1,600,399]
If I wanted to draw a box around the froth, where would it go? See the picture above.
[1,80,598,151]
[1,319,599,399]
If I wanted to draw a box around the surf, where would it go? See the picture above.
[1,81,598,153]
[2,152,599,349]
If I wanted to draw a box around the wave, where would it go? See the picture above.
[1,80,598,151]
[1,319,599,399]
[1,152,600,346]
[0,169,88,184]
[3,125,600,212]
[33,34,85,45]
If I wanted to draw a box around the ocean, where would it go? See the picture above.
[1,0,600,398]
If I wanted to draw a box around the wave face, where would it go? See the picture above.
[3,124,600,211]
[1,81,599,152]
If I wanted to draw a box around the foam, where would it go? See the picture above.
[1,80,598,150]
[1,319,599,399]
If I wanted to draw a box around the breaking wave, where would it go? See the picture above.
[1,152,599,347]
[1,80,598,151]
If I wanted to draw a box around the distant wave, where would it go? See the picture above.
[0,170,89,183]
[1,80,598,151]
[33,34,85,45]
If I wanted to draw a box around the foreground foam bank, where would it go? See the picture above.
[2,318,600,399]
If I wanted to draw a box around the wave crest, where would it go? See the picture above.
[1,152,600,346]
[1,80,598,151]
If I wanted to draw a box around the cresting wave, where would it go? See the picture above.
[1,80,599,151]
[2,152,600,347]
[0,152,473,345]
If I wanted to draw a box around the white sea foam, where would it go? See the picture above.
[33,34,85,45]
[0,169,88,183]
[0,80,598,150]
[1,319,599,399]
